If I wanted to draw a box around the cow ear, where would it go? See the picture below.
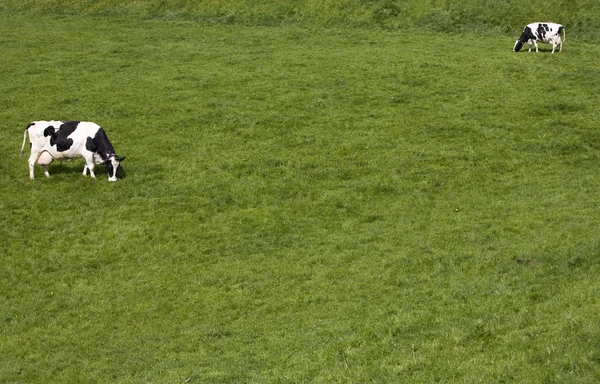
[118,156,126,162]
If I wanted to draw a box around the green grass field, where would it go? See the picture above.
[1,5,600,383]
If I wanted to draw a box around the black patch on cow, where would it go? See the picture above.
[85,127,115,162]
[522,27,536,42]
[59,121,80,134]
[107,159,114,178]
[49,121,80,152]
[56,139,73,152]
[43,126,56,138]
[86,136,98,153]
[536,23,546,40]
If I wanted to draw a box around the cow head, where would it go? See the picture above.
[107,155,125,182]
[514,26,536,52]
[513,40,524,52]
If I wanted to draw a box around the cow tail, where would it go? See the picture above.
[20,122,34,157]
[20,128,28,157]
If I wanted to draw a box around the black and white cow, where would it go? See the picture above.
[513,22,565,53]
[21,121,125,182]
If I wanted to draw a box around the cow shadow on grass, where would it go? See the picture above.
[48,161,127,180]
[47,162,83,176]
[116,165,127,179]
[516,47,561,53]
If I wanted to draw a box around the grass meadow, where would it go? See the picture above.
[1,9,600,383]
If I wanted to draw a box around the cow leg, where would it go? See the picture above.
[40,164,50,177]
[82,155,96,179]
[27,151,41,179]
[28,160,35,179]
[82,164,96,178]
[534,41,539,52]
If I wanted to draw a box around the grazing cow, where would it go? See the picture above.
[513,22,565,53]
[21,120,125,182]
